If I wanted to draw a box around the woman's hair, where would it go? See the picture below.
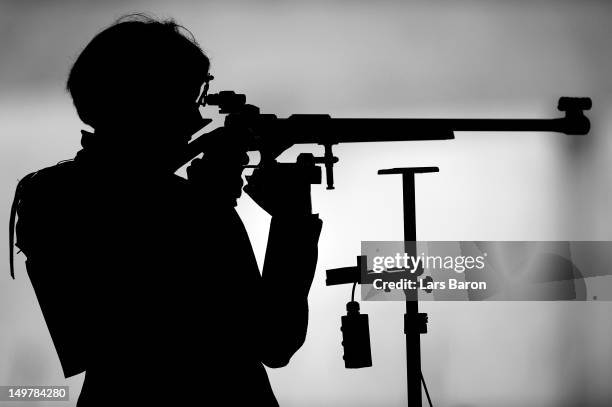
[66,14,210,128]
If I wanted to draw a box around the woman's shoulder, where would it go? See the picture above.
[11,159,84,262]
[18,159,81,195]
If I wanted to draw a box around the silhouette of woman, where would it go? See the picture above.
[11,14,321,406]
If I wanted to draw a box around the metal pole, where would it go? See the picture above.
[379,167,438,407]
[403,172,421,407]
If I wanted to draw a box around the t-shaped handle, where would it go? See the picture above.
[378,167,439,176]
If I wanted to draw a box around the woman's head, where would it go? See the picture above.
[67,14,210,150]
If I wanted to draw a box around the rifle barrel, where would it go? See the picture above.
[277,116,578,145]
[181,115,585,168]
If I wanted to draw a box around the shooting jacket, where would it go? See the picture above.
[12,141,322,406]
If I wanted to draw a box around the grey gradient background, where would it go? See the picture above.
[2,0,612,406]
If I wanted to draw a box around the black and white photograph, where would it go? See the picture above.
[2,1,611,406]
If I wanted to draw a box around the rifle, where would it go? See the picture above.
[177,91,592,407]
[178,91,591,189]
